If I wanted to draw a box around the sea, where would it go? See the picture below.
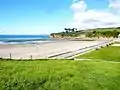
[0,35,51,44]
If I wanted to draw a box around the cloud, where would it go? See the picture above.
[70,0,120,29]
[109,0,120,9]
[109,0,120,13]
[70,0,87,12]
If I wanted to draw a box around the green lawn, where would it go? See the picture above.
[76,46,120,62]
[1,46,120,90]
[0,60,120,90]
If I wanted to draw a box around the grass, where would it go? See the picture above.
[76,46,120,62]
[1,46,120,90]
[0,60,120,90]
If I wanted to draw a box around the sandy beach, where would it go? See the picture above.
[0,40,111,59]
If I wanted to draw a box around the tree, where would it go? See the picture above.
[113,30,119,38]
[71,28,75,32]
[68,28,71,32]
[117,27,120,29]
[73,28,77,32]
[64,28,69,33]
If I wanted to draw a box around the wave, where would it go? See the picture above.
[0,39,52,44]
[0,35,52,44]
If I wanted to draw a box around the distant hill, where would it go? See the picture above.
[50,27,120,39]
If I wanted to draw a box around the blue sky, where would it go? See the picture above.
[0,0,120,34]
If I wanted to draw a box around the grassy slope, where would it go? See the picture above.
[76,46,120,62]
[1,60,120,90]
[1,46,120,90]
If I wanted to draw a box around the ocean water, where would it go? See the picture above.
[0,35,51,44]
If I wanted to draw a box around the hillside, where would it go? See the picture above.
[50,27,120,39]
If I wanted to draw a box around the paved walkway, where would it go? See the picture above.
[49,40,114,59]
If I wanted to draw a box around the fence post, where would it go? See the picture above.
[10,53,12,60]
[30,55,33,60]
[21,57,22,60]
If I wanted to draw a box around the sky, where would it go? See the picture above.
[0,0,120,35]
